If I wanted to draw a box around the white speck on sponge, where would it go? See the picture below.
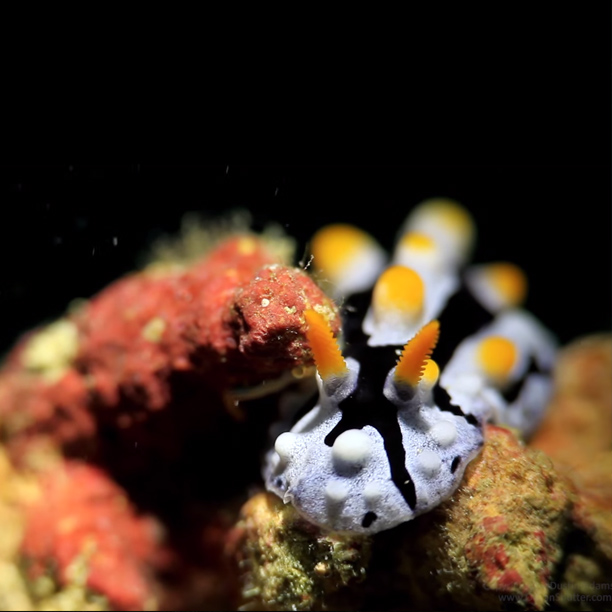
[325,479,350,503]
[332,429,372,468]
[274,432,298,462]
[261,298,270,307]
[429,420,458,447]
[418,449,442,477]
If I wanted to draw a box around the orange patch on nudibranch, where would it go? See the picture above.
[372,265,424,322]
[310,224,377,277]
[394,320,440,387]
[399,231,436,252]
[420,358,440,388]
[486,262,528,307]
[304,309,347,380]
[407,198,476,262]
[429,199,474,235]
[477,336,518,381]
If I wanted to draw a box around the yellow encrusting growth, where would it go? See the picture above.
[477,336,518,381]
[144,210,296,269]
[304,310,347,380]
[21,319,79,382]
[141,317,166,343]
[394,320,440,387]
[310,224,375,277]
[373,266,424,321]
[486,262,528,307]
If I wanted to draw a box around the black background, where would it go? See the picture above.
[0,163,609,355]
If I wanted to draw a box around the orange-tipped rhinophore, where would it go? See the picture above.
[304,309,347,381]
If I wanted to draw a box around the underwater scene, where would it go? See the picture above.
[0,166,610,611]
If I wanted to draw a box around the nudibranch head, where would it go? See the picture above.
[263,197,557,534]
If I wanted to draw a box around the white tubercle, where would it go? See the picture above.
[429,420,458,447]
[332,429,372,468]
[274,432,298,461]
[363,481,384,503]
[325,479,350,503]
[417,449,442,477]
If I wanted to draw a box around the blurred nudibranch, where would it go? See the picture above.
[264,198,558,534]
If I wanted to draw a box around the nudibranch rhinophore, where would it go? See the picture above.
[263,198,558,534]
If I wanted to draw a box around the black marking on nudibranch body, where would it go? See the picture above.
[324,345,418,511]
[450,456,461,474]
[435,284,495,369]
[339,287,375,344]
[362,511,378,528]
[501,356,540,404]
[433,384,479,427]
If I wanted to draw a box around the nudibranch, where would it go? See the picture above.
[263,198,557,534]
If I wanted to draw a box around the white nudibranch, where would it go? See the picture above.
[263,198,558,534]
